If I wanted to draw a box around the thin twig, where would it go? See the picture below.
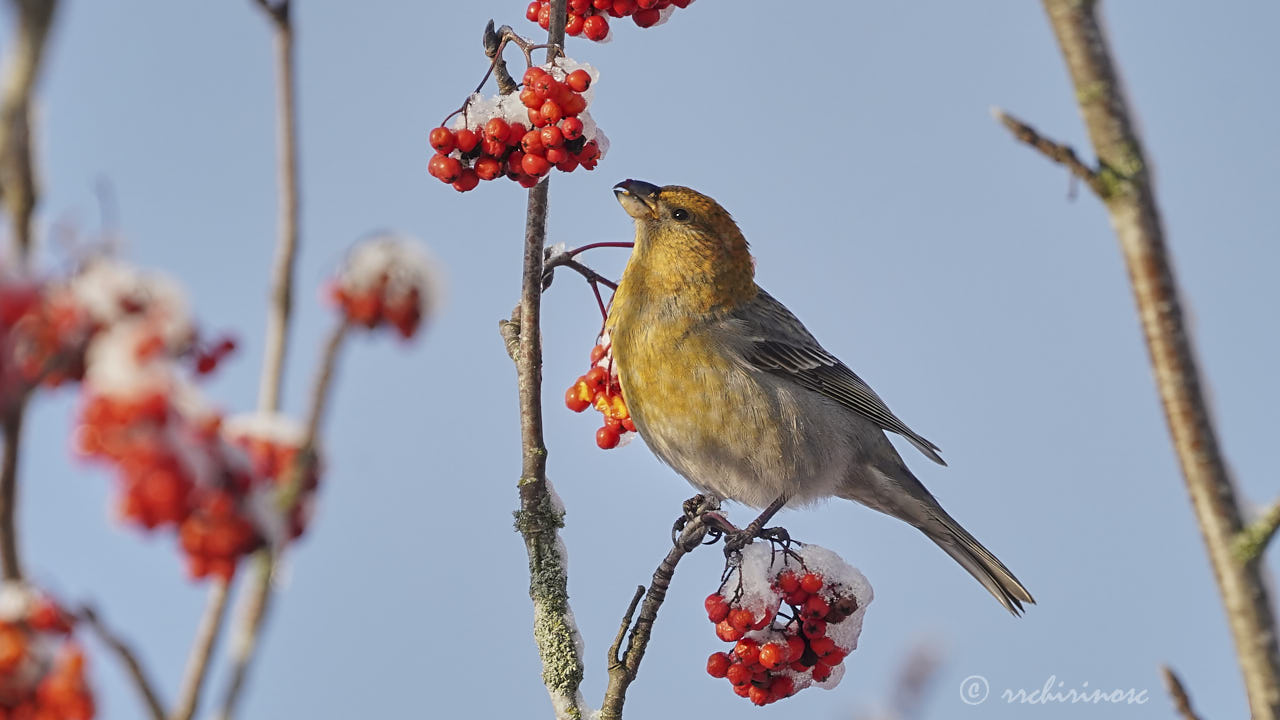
[1012,2,1280,717]
[170,580,231,720]
[79,605,167,720]
[608,587,646,667]
[0,0,59,266]
[217,321,348,720]
[1160,665,1204,720]
[599,499,714,720]
[255,0,298,414]
[991,107,1109,200]
[1235,498,1280,564]
[0,405,25,580]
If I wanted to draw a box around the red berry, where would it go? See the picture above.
[748,685,770,706]
[566,386,590,413]
[583,14,609,41]
[506,123,528,145]
[770,675,795,699]
[725,663,752,688]
[507,150,526,173]
[516,174,540,188]
[571,0,591,12]
[802,618,827,639]
[802,595,830,620]
[596,425,620,449]
[593,0,611,9]
[567,69,592,92]
[562,92,588,116]
[786,636,806,663]
[715,619,744,643]
[565,12,585,35]
[521,130,545,155]
[429,126,455,154]
[800,573,824,593]
[706,652,731,679]
[527,108,545,127]
[474,156,503,181]
[520,87,543,109]
[452,168,479,192]
[539,99,564,125]
[776,570,799,593]
[484,118,510,143]
[732,682,751,698]
[758,643,785,669]
[195,354,217,374]
[537,3,551,28]
[428,154,462,183]
[585,366,609,388]
[727,608,754,630]
[560,117,585,141]
[526,1,542,21]
[555,154,579,173]
[455,128,479,153]
[545,146,570,165]
[732,639,759,666]
[818,647,846,666]
[809,636,836,657]
[704,593,729,623]
[811,662,833,682]
[612,0,635,16]
[590,344,607,362]
[540,126,565,148]
[633,8,660,27]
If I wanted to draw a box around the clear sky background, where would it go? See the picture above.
[4,1,1278,718]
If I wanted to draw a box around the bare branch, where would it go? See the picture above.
[78,605,166,720]
[0,0,59,265]
[255,0,299,414]
[0,404,25,580]
[1013,2,1280,716]
[1161,665,1204,720]
[991,106,1110,200]
[171,580,231,720]
[608,587,645,667]
[599,498,714,720]
[1235,498,1280,565]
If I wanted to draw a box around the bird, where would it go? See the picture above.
[605,179,1034,615]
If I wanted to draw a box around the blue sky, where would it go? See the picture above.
[5,1,1278,718]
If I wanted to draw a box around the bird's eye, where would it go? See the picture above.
[671,208,690,221]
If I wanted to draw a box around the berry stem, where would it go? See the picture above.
[79,605,167,720]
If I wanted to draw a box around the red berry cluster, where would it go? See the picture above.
[526,0,694,41]
[0,585,95,720]
[0,277,90,409]
[223,416,319,543]
[564,333,635,449]
[430,60,605,192]
[330,236,435,339]
[703,544,871,705]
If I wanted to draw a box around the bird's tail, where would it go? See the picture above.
[918,508,1035,615]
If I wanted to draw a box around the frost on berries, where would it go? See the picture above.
[705,543,872,706]
[330,234,438,339]
[64,260,313,582]
[429,58,609,192]
[563,329,636,450]
[527,0,695,42]
[0,583,95,719]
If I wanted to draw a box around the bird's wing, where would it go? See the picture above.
[725,289,946,465]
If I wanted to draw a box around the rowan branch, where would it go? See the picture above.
[0,404,25,580]
[991,106,1110,200]
[171,580,231,720]
[599,497,715,720]
[78,605,166,720]
[1004,2,1280,717]
[1160,665,1203,720]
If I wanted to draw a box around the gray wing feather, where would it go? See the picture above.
[727,289,946,466]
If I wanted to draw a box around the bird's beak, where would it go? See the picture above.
[614,179,660,219]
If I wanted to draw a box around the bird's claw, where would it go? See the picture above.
[722,525,790,557]
[670,494,723,547]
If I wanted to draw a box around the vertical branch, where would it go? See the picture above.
[255,0,299,414]
[503,3,588,718]
[0,406,25,580]
[0,0,59,266]
[0,0,60,583]
[217,321,347,720]
[1006,2,1280,717]
[176,3,298,719]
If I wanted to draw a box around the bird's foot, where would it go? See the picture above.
[722,524,791,556]
[670,494,724,547]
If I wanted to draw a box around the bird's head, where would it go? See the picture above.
[613,180,755,306]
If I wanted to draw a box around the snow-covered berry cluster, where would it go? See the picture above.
[329,234,437,339]
[0,583,94,720]
[62,261,311,581]
[704,543,872,706]
[526,0,694,41]
[430,60,607,192]
[0,273,92,411]
[564,330,635,449]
